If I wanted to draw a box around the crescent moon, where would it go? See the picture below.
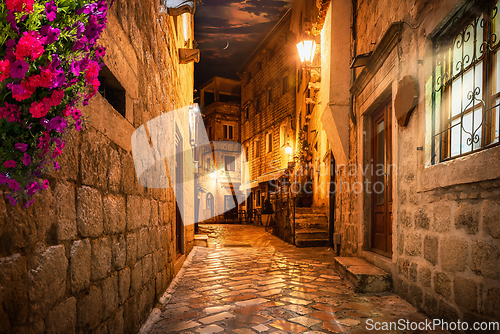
[223,41,229,50]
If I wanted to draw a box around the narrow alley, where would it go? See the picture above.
[147,225,446,334]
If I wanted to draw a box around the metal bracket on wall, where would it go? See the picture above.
[179,49,200,64]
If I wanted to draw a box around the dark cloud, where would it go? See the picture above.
[194,0,292,88]
[239,0,290,20]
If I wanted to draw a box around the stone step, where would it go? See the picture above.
[295,238,329,247]
[295,207,327,215]
[295,229,329,240]
[295,221,328,230]
[333,257,392,293]
[294,214,328,220]
[194,234,208,247]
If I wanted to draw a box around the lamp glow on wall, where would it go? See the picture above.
[296,40,317,64]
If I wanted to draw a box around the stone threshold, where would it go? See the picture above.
[333,256,392,293]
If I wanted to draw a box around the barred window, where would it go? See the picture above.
[432,0,500,163]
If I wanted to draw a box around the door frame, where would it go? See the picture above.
[370,97,393,258]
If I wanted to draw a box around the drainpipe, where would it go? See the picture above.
[350,0,357,125]
[328,152,335,248]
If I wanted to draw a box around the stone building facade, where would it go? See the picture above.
[310,0,500,325]
[197,77,242,223]
[0,0,197,333]
[240,9,297,222]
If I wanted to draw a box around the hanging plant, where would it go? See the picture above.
[0,0,113,208]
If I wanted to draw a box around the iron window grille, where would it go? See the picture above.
[432,0,500,164]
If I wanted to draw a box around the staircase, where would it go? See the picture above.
[294,207,329,247]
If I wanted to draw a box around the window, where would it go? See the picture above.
[268,47,275,59]
[256,97,261,113]
[205,157,210,170]
[432,1,500,163]
[282,76,288,95]
[280,124,287,147]
[268,87,273,105]
[255,140,261,158]
[208,126,212,140]
[225,156,235,171]
[267,133,273,153]
[245,105,249,120]
[206,193,213,210]
[223,125,233,140]
[98,66,126,117]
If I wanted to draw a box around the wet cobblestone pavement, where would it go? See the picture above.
[149,225,448,333]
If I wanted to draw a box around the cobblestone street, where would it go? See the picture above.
[147,225,447,334]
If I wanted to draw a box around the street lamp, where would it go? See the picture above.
[296,40,317,64]
[284,143,293,155]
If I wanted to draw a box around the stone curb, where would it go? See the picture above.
[138,246,200,334]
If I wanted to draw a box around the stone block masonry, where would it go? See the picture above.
[321,0,500,326]
[0,0,195,333]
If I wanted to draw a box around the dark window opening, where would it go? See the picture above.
[282,76,288,95]
[204,92,215,106]
[206,193,213,210]
[255,140,261,158]
[98,66,126,117]
[225,156,235,171]
[223,125,234,140]
[245,106,250,119]
[268,47,275,59]
[267,133,273,153]
[219,94,240,103]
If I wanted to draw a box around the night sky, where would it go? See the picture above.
[194,0,292,89]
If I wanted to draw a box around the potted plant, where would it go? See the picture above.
[261,197,274,226]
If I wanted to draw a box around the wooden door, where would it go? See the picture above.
[175,129,183,258]
[371,99,393,257]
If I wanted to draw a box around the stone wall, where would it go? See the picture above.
[240,11,296,183]
[324,0,500,325]
[0,0,195,333]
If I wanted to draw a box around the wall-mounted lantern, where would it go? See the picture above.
[284,143,293,155]
[296,40,317,64]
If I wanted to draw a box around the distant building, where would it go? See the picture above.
[239,9,299,234]
[197,77,242,223]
